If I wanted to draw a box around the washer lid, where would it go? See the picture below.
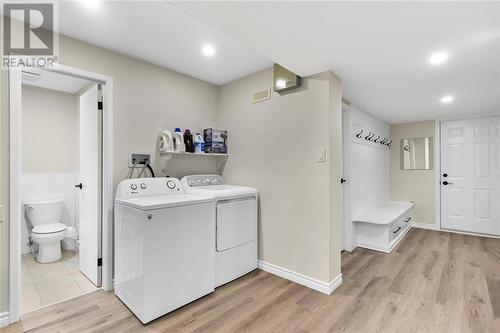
[32,223,68,234]
[115,194,213,211]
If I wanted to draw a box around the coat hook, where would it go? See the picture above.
[369,133,375,141]
[374,135,380,143]
[387,139,392,147]
[355,129,363,138]
[380,138,387,144]
[364,132,372,140]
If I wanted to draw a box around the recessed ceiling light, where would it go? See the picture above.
[202,44,215,57]
[441,95,454,104]
[429,51,449,65]
[81,0,100,9]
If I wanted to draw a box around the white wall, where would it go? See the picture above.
[343,105,390,251]
[390,121,436,224]
[22,86,79,173]
[218,68,342,283]
[59,35,220,183]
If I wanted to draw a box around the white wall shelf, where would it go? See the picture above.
[159,151,228,159]
[159,151,228,173]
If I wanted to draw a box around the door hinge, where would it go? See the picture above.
[97,258,102,267]
[97,84,103,110]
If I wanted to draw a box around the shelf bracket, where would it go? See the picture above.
[217,155,228,175]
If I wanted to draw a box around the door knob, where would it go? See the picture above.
[442,181,453,185]
[75,183,83,189]
[443,173,448,177]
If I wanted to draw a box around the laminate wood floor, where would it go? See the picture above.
[5,229,500,333]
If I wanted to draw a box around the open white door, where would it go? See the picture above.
[441,116,500,235]
[78,84,102,286]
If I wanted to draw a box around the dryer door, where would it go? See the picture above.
[216,198,257,252]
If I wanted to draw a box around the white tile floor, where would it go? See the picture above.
[21,250,100,314]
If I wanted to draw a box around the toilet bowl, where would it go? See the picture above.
[24,199,67,263]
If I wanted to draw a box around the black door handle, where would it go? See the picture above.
[442,181,453,186]
[75,183,83,189]
[341,178,347,184]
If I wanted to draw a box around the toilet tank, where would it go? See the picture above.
[24,199,64,226]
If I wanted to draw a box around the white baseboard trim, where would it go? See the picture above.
[412,222,500,239]
[440,228,500,239]
[0,312,10,328]
[258,260,342,295]
[412,222,441,231]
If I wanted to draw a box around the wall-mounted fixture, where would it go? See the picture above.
[353,126,391,149]
[273,63,301,93]
[400,137,433,170]
[129,152,152,168]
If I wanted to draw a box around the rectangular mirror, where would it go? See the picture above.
[400,137,433,170]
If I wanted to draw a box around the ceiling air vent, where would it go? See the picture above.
[251,88,271,103]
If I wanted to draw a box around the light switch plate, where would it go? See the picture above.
[316,148,326,162]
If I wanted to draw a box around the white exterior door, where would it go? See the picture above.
[78,84,102,286]
[440,116,500,235]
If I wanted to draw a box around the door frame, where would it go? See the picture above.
[9,62,114,323]
[435,114,500,236]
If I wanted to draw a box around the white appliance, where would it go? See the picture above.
[114,177,215,324]
[181,175,258,287]
[24,198,67,263]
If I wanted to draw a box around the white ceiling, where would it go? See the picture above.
[22,69,91,93]
[174,1,500,124]
[12,1,498,123]
[57,1,272,85]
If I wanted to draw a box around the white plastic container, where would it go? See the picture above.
[173,128,185,153]
[159,130,174,153]
[194,133,205,154]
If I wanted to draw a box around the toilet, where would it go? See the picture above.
[24,199,68,263]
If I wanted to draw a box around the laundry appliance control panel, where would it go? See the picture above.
[184,175,225,187]
[116,178,182,199]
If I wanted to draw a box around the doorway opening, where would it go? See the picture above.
[9,64,114,324]
[20,70,102,314]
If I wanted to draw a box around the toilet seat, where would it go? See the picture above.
[32,223,67,234]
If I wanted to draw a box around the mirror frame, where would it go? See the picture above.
[400,137,433,170]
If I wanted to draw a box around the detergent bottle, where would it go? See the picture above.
[183,129,195,153]
[173,128,185,153]
[194,133,205,154]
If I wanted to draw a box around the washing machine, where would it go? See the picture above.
[114,177,215,324]
[181,175,258,287]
